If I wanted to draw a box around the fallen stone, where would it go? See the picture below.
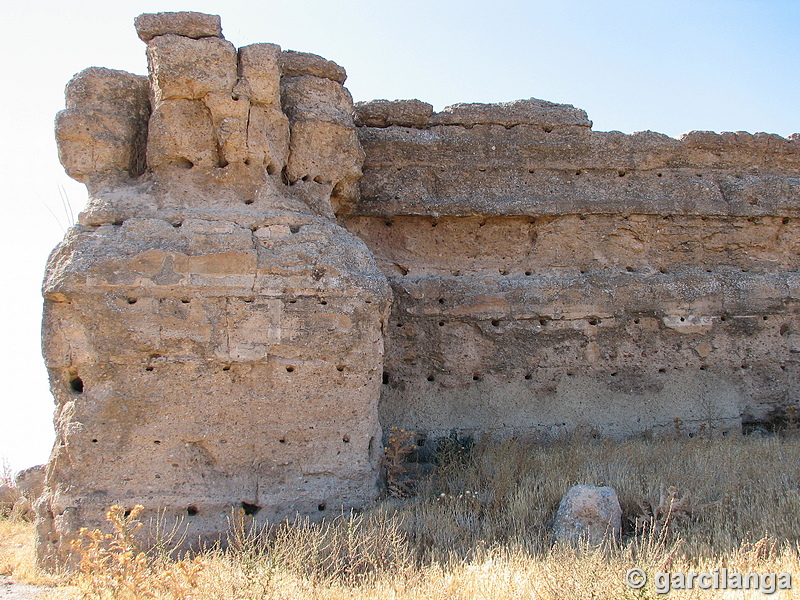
[553,485,622,546]
[0,485,19,516]
[14,466,45,502]
[11,497,34,522]
[134,11,222,42]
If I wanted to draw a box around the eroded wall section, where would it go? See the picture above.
[347,99,800,441]
[41,12,390,568]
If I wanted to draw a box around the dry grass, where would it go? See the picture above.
[4,432,800,598]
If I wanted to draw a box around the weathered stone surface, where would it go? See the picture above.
[42,9,800,572]
[15,465,45,502]
[351,90,800,441]
[65,67,150,120]
[0,485,19,516]
[239,43,281,106]
[553,485,622,546]
[280,50,347,83]
[354,99,433,128]
[429,98,592,128]
[12,497,34,522]
[280,73,363,210]
[281,76,355,127]
[146,99,219,169]
[56,68,150,183]
[285,120,364,188]
[134,12,222,42]
[146,34,237,103]
[246,104,290,172]
[41,12,389,571]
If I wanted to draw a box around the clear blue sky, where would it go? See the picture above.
[1,0,798,474]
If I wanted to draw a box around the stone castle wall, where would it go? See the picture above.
[40,11,800,567]
[348,99,800,441]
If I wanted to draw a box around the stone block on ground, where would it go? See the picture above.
[553,485,622,546]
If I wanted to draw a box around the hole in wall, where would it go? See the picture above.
[244,198,254,205]
[658,368,666,373]
[342,435,350,443]
[70,376,84,394]
[385,220,393,227]
[657,173,663,177]
[491,319,501,327]
[186,506,198,516]
[427,375,435,382]
[172,221,182,228]
[290,225,301,234]
[91,438,98,443]
[438,298,445,304]
[241,502,261,516]
[438,321,445,327]
[720,315,729,322]
[320,300,328,306]
[181,298,190,304]
[124,509,132,518]
[382,372,390,385]
[286,366,295,373]
[524,374,532,380]
[472,374,482,381]
[222,365,231,372]
[317,503,326,511]
[618,171,626,177]
[153,440,161,445]
[279,437,286,444]
[783,217,790,225]
[175,158,193,169]
[336,365,345,372]
[525,271,532,276]
[145,366,154,372]
[127,298,137,305]
[588,318,600,326]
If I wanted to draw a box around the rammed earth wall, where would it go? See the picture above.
[40,11,800,568]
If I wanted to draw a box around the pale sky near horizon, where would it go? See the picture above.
[1,0,798,475]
